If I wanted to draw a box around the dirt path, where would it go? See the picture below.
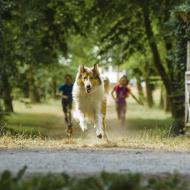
[0,149,190,176]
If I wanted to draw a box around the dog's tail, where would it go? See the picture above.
[103,77,110,94]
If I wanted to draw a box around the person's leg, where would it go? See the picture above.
[62,100,72,136]
[116,102,121,120]
[69,102,72,123]
[65,102,73,136]
[121,103,126,127]
[67,102,72,128]
[62,99,68,123]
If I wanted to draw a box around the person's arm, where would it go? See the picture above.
[58,85,68,99]
[62,95,69,99]
[129,91,143,105]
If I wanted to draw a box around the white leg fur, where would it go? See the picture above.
[78,111,88,132]
[95,112,103,137]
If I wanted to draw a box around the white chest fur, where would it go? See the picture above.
[72,83,104,122]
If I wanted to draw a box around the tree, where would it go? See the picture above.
[0,0,17,112]
[0,0,84,107]
[81,0,186,123]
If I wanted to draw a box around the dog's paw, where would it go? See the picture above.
[80,125,88,132]
[96,129,104,139]
[82,128,88,132]
[97,133,102,139]
[79,120,88,132]
[65,128,72,137]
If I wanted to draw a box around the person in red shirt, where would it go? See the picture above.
[111,75,142,126]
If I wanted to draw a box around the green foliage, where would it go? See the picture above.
[166,3,190,119]
[0,0,189,118]
[147,173,188,190]
[0,168,189,190]
[83,0,146,62]
[82,0,190,122]
[0,0,85,106]
[174,1,190,12]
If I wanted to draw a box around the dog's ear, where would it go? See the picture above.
[79,64,85,73]
[93,64,99,75]
[76,65,85,86]
[93,64,102,84]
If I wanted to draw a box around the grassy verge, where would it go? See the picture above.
[0,99,190,151]
[0,167,189,190]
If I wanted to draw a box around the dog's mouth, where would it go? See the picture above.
[86,87,92,93]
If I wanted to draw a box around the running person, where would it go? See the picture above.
[111,75,142,126]
[58,74,73,136]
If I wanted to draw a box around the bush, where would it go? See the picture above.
[0,167,189,190]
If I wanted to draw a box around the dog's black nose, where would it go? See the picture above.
[86,85,91,89]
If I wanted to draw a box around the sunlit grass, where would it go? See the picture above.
[8,113,61,131]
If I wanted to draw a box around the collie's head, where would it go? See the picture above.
[76,64,102,94]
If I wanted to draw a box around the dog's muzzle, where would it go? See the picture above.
[86,85,92,93]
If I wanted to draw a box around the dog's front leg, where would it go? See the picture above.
[95,112,103,138]
[78,111,88,132]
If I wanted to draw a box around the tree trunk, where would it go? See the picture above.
[169,19,187,121]
[52,77,57,99]
[28,65,41,103]
[145,77,154,108]
[142,3,172,102]
[29,82,41,103]
[0,20,13,112]
[160,84,171,112]
[164,92,171,112]
[159,85,164,109]
[136,77,144,101]
[23,82,30,98]
[23,90,29,98]
[142,2,186,134]
[1,72,14,112]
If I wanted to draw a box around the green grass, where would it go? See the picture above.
[2,100,66,138]
[7,113,60,133]
[0,167,189,190]
[108,100,173,138]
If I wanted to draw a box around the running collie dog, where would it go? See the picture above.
[72,64,109,138]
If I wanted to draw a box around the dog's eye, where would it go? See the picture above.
[90,76,93,80]
[84,76,87,80]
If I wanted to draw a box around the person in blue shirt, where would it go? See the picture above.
[58,74,73,136]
